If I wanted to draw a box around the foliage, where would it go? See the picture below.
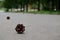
[2,0,60,12]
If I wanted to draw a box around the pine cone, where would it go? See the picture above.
[15,24,25,34]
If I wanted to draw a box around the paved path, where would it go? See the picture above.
[0,12,60,40]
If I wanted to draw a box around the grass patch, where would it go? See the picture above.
[0,8,60,15]
[27,11,60,15]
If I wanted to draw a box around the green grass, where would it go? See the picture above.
[0,8,60,15]
[27,11,60,15]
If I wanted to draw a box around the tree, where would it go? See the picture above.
[3,0,13,12]
[38,0,40,11]
[25,0,29,12]
[3,0,19,12]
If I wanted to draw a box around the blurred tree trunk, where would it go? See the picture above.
[51,0,54,11]
[23,3,25,12]
[6,8,9,12]
[38,0,40,11]
[21,3,23,12]
[11,8,12,12]
[25,0,28,12]
[56,0,60,11]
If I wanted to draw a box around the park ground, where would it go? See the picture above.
[0,12,60,40]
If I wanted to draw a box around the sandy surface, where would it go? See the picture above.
[0,12,60,40]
